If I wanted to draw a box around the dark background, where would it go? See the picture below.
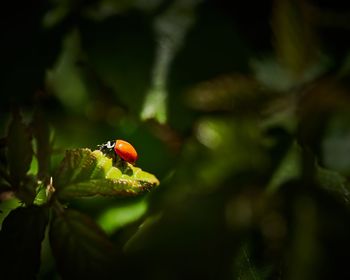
[1,0,350,279]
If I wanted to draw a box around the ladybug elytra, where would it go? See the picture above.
[98,139,138,164]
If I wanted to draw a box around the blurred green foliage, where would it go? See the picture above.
[1,0,350,279]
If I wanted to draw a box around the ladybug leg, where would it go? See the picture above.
[97,143,106,151]
[112,153,122,166]
[112,156,130,173]
[118,159,129,173]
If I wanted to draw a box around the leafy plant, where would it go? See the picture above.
[0,111,159,279]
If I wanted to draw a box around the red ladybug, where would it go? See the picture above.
[98,139,138,164]
[114,140,138,163]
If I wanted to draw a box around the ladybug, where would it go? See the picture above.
[98,139,138,164]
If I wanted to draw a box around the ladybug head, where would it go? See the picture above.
[97,140,115,156]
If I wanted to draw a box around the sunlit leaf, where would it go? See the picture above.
[34,178,55,206]
[0,206,48,279]
[98,198,148,234]
[49,208,117,279]
[34,185,48,206]
[6,110,33,186]
[54,149,159,200]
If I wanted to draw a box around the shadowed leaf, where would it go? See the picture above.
[316,165,350,205]
[267,142,301,193]
[321,112,350,176]
[233,242,271,280]
[0,206,48,280]
[7,111,33,187]
[49,208,117,279]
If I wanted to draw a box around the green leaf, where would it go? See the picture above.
[33,185,47,206]
[0,196,20,224]
[49,208,117,279]
[55,149,159,200]
[34,181,55,206]
[6,110,33,186]
[98,198,148,234]
[0,206,49,280]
